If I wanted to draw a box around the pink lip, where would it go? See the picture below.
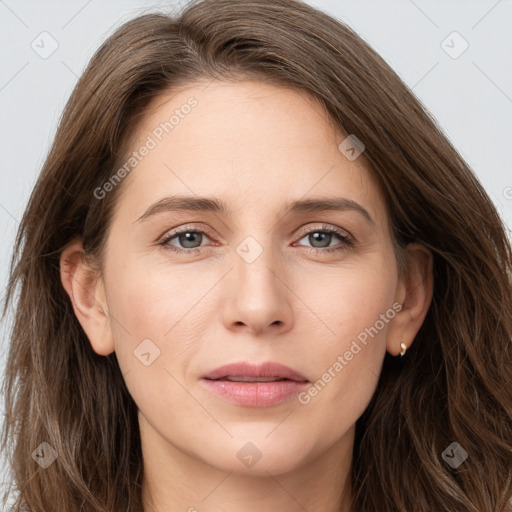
[200,362,309,407]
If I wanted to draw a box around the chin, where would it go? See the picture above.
[196,432,313,476]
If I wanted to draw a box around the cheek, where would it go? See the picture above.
[295,255,397,351]
[104,255,220,373]
[104,262,206,425]
[293,257,396,413]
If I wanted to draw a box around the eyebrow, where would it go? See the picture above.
[135,194,374,225]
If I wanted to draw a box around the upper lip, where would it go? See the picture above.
[202,362,309,382]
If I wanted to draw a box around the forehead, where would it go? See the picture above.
[113,79,386,226]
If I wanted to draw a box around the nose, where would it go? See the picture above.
[221,240,294,337]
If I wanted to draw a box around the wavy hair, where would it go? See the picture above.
[2,0,511,510]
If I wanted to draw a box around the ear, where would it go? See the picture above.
[386,243,433,356]
[60,239,114,356]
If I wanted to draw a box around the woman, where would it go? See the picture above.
[2,0,511,510]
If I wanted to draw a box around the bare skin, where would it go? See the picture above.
[61,79,433,511]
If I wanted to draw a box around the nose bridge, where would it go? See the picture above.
[233,232,283,295]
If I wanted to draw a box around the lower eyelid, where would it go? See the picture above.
[295,232,352,250]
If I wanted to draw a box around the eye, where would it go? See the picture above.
[294,224,354,254]
[159,226,214,254]
[158,223,355,255]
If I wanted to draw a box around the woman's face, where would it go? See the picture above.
[92,80,406,475]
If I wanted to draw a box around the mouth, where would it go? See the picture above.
[202,361,309,382]
[200,362,309,407]
[208,376,302,382]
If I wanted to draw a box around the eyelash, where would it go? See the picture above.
[158,224,355,255]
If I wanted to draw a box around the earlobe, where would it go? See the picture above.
[60,239,115,356]
[387,243,433,356]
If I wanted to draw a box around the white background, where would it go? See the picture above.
[1,0,511,501]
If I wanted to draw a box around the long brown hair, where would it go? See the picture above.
[2,0,511,510]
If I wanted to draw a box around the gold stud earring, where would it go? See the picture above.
[400,342,407,357]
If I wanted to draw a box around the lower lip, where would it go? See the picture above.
[201,379,309,407]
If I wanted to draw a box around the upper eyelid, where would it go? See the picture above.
[296,224,350,237]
